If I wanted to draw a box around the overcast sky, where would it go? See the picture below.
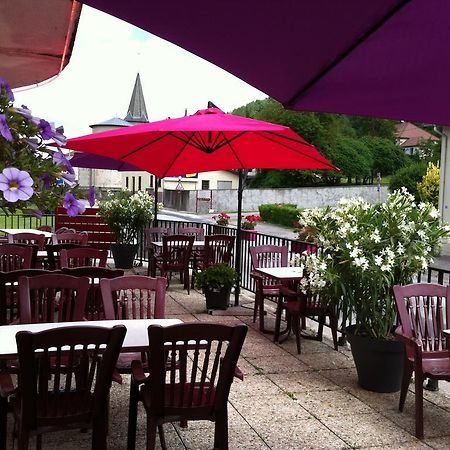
[13,6,266,138]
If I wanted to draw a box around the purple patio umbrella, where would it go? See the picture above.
[81,0,450,126]
[69,152,142,171]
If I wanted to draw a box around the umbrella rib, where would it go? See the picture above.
[285,0,411,108]
[257,131,337,170]
[121,131,175,159]
[212,131,247,153]
[226,135,246,168]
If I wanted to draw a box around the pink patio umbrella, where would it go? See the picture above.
[63,107,337,305]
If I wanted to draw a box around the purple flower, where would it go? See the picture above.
[77,199,87,215]
[88,186,96,207]
[0,77,14,102]
[40,173,51,190]
[16,105,32,120]
[63,192,80,217]
[52,126,67,147]
[31,209,43,219]
[25,138,39,150]
[53,150,74,174]
[0,114,13,141]
[0,167,34,202]
[60,172,76,187]
[39,119,53,140]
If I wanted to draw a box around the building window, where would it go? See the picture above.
[202,180,210,190]
[125,176,129,188]
[132,176,136,192]
[217,180,232,190]
[150,175,153,188]
[138,176,142,191]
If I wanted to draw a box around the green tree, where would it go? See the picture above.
[348,116,396,140]
[361,136,407,176]
[389,162,427,200]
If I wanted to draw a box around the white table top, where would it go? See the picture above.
[255,266,304,280]
[0,228,53,238]
[0,318,182,358]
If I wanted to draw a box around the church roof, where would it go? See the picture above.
[89,117,132,128]
[124,73,149,123]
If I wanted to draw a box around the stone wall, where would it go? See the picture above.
[164,185,389,212]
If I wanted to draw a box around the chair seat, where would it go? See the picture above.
[116,352,145,373]
[141,382,216,411]
[422,357,450,379]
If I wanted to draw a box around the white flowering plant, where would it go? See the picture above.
[295,188,450,340]
[98,190,154,244]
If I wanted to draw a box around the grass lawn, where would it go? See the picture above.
[0,213,54,230]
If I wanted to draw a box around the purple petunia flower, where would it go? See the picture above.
[60,172,76,187]
[77,199,87,215]
[40,173,51,190]
[0,77,14,102]
[53,150,74,174]
[16,105,32,120]
[0,114,13,141]
[63,192,80,217]
[25,138,39,150]
[31,209,43,219]
[0,167,34,202]
[39,119,53,140]
[88,185,96,207]
[52,125,67,147]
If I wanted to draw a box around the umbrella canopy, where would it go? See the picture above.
[81,0,450,127]
[69,151,142,171]
[63,107,337,177]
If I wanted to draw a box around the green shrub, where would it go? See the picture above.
[259,203,300,227]
[194,264,237,290]
[418,162,440,207]
[389,162,427,200]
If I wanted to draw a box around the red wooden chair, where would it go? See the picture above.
[279,286,339,354]
[192,234,235,287]
[127,322,247,450]
[36,225,52,233]
[18,273,89,324]
[177,226,205,240]
[144,227,172,277]
[0,324,125,450]
[0,244,34,272]
[249,245,288,332]
[156,235,194,294]
[100,275,167,380]
[59,247,108,268]
[7,232,46,251]
[61,267,124,321]
[0,269,54,326]
[52,232,88,246]
[45,243,87,270]
[393,283,450,439]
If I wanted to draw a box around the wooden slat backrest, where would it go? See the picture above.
[59,248,108,268]
[203,235,235,267]
[0,244,34,271]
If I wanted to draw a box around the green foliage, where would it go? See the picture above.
[194,264,237,290]
[347,116,396,139]
[418,162,440,207]
[297,190,449,340]
[416,138,441,162]
[389,162,427,200]
[325,137,373,183]
[361,136,407,176]
[98,190,154,244]
[259,203,300,228]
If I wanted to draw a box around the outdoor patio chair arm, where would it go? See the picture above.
[395,325,423,359]
[0,371,15,398]
[220,356,244,381]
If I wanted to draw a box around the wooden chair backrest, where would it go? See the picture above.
[8,233,46,250]
[144,227,172,245]
[161,235,194,269]
[52,232,88,245]
[100,275,166,320]
[177,226,205,240]
[18,273,90,324]
[59,247,108,268]
[203,234,235,267]
[146,323,247,418]
[0,244,34,271]
[250,245,288,269]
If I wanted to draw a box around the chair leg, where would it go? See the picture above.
[317,315,325,341]
[252,291,259,323]
[274,295,284,343]
[127,380,139,450]
[213,409,229,450]
[293,314,301,354]
[330,314,339,351]
[36,434,42,450]
[146,416,158,450]
[414,372,424,439]
[158,424,166,450]
[399,360,413,412]
[92,412,108,450]
[185,268,190,294]
[0,396,7,450]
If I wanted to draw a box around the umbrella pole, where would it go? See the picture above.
[234,169,244,306]
[154,176,159,225]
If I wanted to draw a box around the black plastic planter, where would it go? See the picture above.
[110,243,138,269]
[204,287,230,310]
[346,325,405,393]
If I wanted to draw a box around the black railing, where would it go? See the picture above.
[0,214,54,229]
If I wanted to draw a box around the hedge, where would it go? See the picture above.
[258,203,300,228]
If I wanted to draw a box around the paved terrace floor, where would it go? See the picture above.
[7,279,450,450]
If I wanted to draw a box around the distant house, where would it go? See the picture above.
[395,122,439,156]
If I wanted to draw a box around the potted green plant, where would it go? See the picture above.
[194,263,237,310]
[241,214,261,240]
[98,190,154,269]
[296,188,450,392]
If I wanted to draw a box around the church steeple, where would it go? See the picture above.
[124,73,148,123]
